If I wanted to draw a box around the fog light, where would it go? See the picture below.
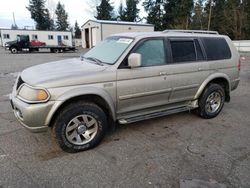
[16,108,23,119]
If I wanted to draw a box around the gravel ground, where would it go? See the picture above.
[0,47,249,188]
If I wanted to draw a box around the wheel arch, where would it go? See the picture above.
[46,91,116,128]
[10,45,19,52]
[195,73,231,102]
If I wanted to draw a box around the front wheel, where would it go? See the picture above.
[10,47,18,54]
[197,83,225,119]
[52,102,107,153]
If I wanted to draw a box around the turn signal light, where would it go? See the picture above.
[37,90,49,101]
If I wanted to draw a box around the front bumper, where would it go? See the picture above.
[10,94,55,133]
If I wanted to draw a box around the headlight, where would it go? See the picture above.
[17,84,50,103]
[5,43,9,47]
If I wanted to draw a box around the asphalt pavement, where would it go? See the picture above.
[0,48,249,188]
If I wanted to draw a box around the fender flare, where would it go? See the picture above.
[45,86,116,126]
[194,73,231,99]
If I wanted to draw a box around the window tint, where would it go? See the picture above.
[171,40,196,63]
[134,39,165,66]
[201,38,231,60]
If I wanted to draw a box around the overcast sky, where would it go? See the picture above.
[0,0,145,29]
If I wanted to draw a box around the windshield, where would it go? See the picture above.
[83,36,133,65]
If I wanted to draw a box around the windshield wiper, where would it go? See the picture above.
[83,57,104,66]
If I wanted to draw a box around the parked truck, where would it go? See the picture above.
[5,35,76,54]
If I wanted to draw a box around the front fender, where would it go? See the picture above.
[194,73,231,99]
[45,86,116,126]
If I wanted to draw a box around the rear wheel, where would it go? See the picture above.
[197,83,225,119]
[52,102,107,153]
[54,49,59,53]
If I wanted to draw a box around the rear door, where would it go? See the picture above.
[166,38,210,102]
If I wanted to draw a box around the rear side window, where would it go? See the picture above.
[170,40,196,63]
[201,38,231,60]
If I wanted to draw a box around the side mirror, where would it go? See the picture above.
[128,53,141,68]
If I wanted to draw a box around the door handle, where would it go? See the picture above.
[159,72,167,76]
[198,67,203,71]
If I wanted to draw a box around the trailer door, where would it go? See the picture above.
[91,27,97,47]
[57,35,62,45]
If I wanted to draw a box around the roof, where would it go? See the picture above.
[111,30,226,39]
[0,28,72,33]
[82,19,154,28]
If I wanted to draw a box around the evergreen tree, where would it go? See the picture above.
[55,2,69,31]
[118,2,127,21]
[96,0,114,20]
[11,24,18,30]
[244,0,250,38]
[164,0,193,29]
[191,0,206,30]
[143,0,165,31]
[74,21,81,39]
[122,0,140,22]
[206,0,226,32]
[27,0,53,30]
[223,0,242,39]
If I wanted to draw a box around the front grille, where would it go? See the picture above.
[16,76,24,91]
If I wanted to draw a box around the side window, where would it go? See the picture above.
[32,34,38,40]
[3,34,10,39]
[48,35,53,40]
[63,35,69,40]
[170,40,196,63]
[201,38,231,60]
[134,39,166,67]
[194,39,204,61]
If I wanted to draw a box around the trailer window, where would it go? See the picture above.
[48,35,53,40]
[32,35,38,40]
[63,35,69,40]
[3,34,10,39]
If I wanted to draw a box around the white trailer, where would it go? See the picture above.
[0,29,73,47]
[81,20,154,48]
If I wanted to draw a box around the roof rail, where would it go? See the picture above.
[163,29,219,35]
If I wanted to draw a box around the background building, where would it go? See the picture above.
[0,29,73,47]
[81,20,154,48]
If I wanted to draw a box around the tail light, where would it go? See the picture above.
[238,56,245,71]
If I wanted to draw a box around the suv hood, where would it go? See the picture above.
[21,58,108,87]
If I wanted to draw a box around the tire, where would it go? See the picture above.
[52,102,107,153]
[54,49,59,53]
[197,83,225,119]
[10,47,18,54]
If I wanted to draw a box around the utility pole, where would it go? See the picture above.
[12,12,17,28]
[208,0,213,31]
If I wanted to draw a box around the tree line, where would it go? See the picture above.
[95,0,250,40]
[27,0,81,38]
[26,0,250,40]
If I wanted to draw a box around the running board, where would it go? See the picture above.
[118,106,189,124]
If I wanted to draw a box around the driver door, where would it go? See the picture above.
[116,38,172,116]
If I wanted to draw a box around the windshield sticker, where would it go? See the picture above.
[117,38,133,44]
